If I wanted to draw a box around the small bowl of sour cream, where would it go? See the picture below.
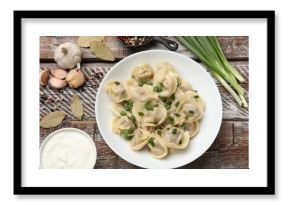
[40,128,97,169]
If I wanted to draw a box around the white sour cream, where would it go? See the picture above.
[40,128,97,169]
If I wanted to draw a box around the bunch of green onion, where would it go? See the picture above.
[176,36,248,107]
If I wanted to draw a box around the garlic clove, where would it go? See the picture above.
[50,68,68,80]
[54,42,82,69]
[66,69,85,89]
[49,77,67,89]
[65,69,77,82]
[39,69,50,86]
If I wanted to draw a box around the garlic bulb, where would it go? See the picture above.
[54,42,82,69]
[66,69,85,88]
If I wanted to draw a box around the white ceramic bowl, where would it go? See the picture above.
[40,128,97,169]
[95,50,222,168]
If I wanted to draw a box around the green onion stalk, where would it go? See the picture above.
[176,36,248,107]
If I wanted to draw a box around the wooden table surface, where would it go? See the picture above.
[39,36,248,169]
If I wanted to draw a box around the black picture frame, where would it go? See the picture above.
[14,10,275,195]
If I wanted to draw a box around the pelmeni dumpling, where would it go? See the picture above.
[155,61,177,73]
[153,62,176,84]
[177,99,204,121]
[179,80,192,92]
[142,106,167,127]
[112,116,134,133]
[106,81,129,103]
[175,88,186,101]
[163,127,190,149]
[147,135,168,159]
[185,90,206,111]
[169,88,187,113]
[131,84,158,102]
[124,79,138,97]
[132,99,167,128]
[153,63,178,98]
[125,79,158,102]
[158,71,178,98]
[180,121,200,138]
[130,129,151,150]
[131,63,154,81]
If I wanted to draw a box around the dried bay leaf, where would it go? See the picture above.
[71,94,84,120]
[40,111,65,128]
[89,40,115,61]
[78,36,105,48]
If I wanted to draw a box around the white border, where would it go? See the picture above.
[21,18,267,187]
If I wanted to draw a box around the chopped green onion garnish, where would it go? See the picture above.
[175,101,180,107]
[138,79,152,87]
[147,138,155,147]
[157,129,162,135]
[114,81,120,85]
[164,101,172,110]
[120,129,134,140]
[120,111,127,116]
[194,95,199,99]
[125,135,133,140]
[172,128,177,134]
[138,79,147,87]
[138,112,144,116]
[174,113,181,117]
[128,115,137,127]
[123,100,133,112]
[168,116,174,125]
[189,110,195,115]
[160,94,175,110]
[145,101,157,111]
[169,94,175,101]
[153,85,163,92]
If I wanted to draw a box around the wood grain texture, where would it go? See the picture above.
[40,36,248,62]
[40,120,248,169]
[39,62,248,121]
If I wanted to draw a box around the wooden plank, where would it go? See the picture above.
[180,151,219,169]
[219,153,248,169]
[40,120,248,169]
[233,121,249,151]
[209,121,248,153]
[40,36,248,61]
[39,62,249,120]
[218,36,249,60]
[182,121,248,168]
